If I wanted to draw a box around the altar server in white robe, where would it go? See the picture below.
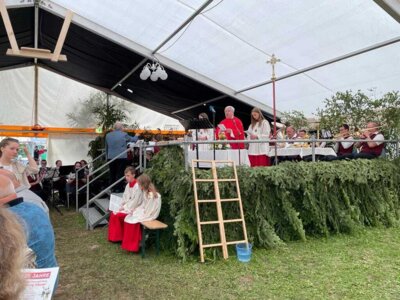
[247,107,271,167]
[121,174,161,252]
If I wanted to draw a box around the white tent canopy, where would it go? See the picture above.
[0,66,183,129]
[45,0,400,115]
[1,0,399,119]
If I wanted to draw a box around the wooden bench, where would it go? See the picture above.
[140,220,168,258]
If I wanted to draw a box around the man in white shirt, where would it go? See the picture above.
[334,124,354,157]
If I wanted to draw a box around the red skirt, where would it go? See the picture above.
[108,212,128,242]
[121,223,142,252]
[248,155,271,167]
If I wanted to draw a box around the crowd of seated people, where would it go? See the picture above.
[274,121,385,161]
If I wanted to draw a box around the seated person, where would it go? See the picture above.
[49,160,67,203]
[122,174,161,252]
[108,171,161,253]
[0,169,49,215]
[66,161,87,195]
[340,122,384,160]
[334,124,354,156]
[296,129,310,147]
[108,166,139,242]
[0,207,27,300]
[284,126,298,148]
[80,159,90,177]
[0,175,58,270]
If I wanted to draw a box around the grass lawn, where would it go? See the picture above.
[52,209,400,300]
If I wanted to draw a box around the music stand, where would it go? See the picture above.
[181,118,214,167]
[59,165,74,176]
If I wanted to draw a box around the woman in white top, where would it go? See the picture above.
[0,138,39,189]
[247,107,271,167]
[191,113,214,151]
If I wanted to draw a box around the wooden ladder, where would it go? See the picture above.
[191,159,248,262]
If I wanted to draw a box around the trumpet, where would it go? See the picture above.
[356,126,382,132]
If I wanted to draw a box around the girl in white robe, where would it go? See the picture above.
[121,174,161,252]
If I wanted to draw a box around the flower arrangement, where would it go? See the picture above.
[213,132,231,150]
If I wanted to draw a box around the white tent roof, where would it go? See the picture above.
[0,66,183,129]
[1,0,400,120]
[47,0,400,115]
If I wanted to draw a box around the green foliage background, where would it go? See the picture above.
[147,146,400,260]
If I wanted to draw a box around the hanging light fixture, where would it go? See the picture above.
[140,60,168,81]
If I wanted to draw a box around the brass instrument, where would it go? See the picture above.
[333,126,382,139]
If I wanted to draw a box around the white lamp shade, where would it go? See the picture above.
[140,66,151,80]
[150,72,159,81]
[160,70,168,80]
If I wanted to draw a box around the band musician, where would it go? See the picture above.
[340,122,384,160]
[334,124,354,157]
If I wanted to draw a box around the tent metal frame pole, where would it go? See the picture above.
[33,1,39,125]
[110,0,213,91]
[374,0,400,23]
[171,95,227,115]
[236,36,400,94]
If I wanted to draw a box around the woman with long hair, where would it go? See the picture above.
[121,174,161,252]
[0,207,27,300]
[247,107,271,167]
[0,138,39,188]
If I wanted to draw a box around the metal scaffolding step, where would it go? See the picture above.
[79,207,108,230]
[94,198,110,213]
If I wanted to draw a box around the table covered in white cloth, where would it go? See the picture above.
[268,147,336,158]
[188,149,250,168]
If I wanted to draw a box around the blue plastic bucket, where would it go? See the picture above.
[235,243,252,262]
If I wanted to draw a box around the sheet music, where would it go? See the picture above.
[109,193,124,212]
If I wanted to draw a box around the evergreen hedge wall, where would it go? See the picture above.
[147,146,400,260]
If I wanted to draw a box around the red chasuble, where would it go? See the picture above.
[216,117,245,149]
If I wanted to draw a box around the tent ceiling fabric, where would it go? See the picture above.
[1,0,400,122]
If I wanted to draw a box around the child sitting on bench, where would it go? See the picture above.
[108,166,139,242]
[108,171,161,252]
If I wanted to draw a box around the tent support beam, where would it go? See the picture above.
[171,95,227,115]
[374,0,400,23]
[110,0,213,91]
[0,0,72,61]
[236,36,400,94]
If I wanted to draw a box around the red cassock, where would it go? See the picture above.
[108,180,142,252]
[216,117,245,149]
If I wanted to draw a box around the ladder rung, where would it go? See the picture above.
[197,198,240,203]
[199,218,243,225]
[226,240,247,245]
[194,178,236,182]
[195,179,215,182]
[199,220,220,225]
[202,243,223,248]
[221,198,240,202]
[224,219,243,223]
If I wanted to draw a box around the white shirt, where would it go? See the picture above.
[247,120,271,155]
[334,136,354,153]
[191,128,214,151]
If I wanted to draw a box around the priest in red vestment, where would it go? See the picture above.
[216,106,245,149]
